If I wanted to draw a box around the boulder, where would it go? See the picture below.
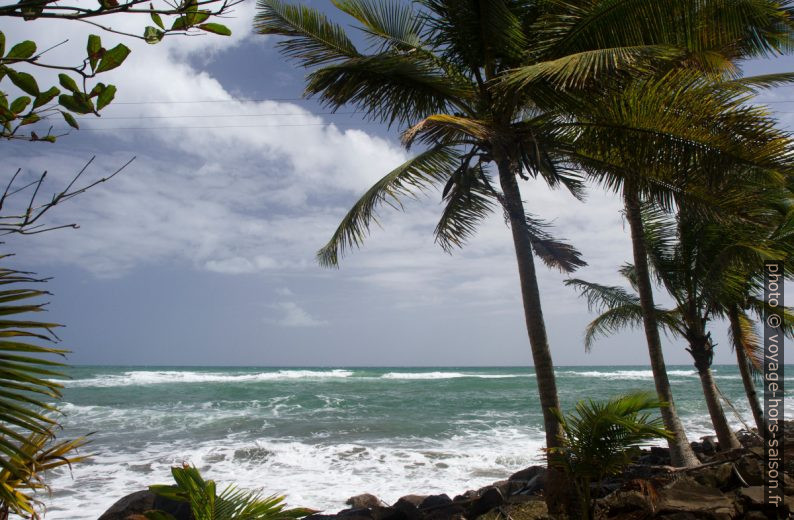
[392,497,422,520]
[655,478,736,518]
[395,495,426,508]
[347,494,388,509]
[691,462,734,490]
[700,437,718,456]
[337,507,374,520]
[98,490,192,520]
[505,466,546,496]
[468,486,504,518]
[418,494,452,510]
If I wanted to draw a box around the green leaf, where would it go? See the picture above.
[5,40,36,60]
[9,96,30,114]
[60,110,79,129]
[150,4,165,29]
[0,32,5,57]
[33,87,60,109]
[20,114,40,126]
[171,16,188,31]
[6,70,39,96]
[94,44,130,73]
[143,26,165,44]
[89,82,105,98]
[96,84,116,111]
[58,94,93,114]
[198,23,231,36]
[87,34,101,71]
[42,135,56,142]
[58,74,79,93]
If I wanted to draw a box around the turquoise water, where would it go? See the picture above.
[43,365,792,519]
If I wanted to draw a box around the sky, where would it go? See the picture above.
[3,1,794,366]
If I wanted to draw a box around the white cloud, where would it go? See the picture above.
[274,302,327,328]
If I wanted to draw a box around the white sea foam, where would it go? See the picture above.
[381,372,525,380]
[60,369,354,388]
[42,427,546,520]
[558,369,698,380]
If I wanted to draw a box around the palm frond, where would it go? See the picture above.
[402,114,492,149]
[502,45,681,90]
[525,215,587,273]
[306,54,474,125]
[317,146,459,267]
[254,0,360,67]
[434,164,497,252]
[331,0,424,52]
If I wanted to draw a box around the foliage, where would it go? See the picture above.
[0,431,88,520]
[147,465,316,520]
[0,260,89,519]
[549,392,672,520]
[254,0,794,268]
[0,0,235,142]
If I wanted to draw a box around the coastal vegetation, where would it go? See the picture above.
[549,392,672,520]
[145,465,314,520]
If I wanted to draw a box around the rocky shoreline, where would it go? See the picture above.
[99,421,793,520]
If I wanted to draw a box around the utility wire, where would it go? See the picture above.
[76,111,361,120]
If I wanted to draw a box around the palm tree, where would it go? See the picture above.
[565,203,794,451]
[715,191,794,433]
[148,465,314,520]
[550,392,671,520]
[255,0,794,479]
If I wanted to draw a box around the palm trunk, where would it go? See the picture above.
[728,307,765,433]
[694,360,742,450]
[496,157,566,512]
[623,185,699,467]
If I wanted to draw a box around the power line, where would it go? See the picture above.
[111,97,316,104]
[76,111,361,120]
[54,121,381,131]
[105,97,794,106]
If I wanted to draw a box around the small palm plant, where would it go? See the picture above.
[0,260,89,520]
[146,465,316,520]
[549,392,672,520]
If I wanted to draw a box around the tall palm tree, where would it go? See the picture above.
[565,203,793,451]
[255,0,794,480]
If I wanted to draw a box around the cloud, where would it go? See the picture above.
[274,302,327,328]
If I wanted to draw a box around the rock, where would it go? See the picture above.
[98,490,192,520]
[337,507,374,520]
[371,506,409,520]
[655,478,736,518]
[347,494,387,509]
[392,497,422,520]
[735,456,765,486]
[738,486,764,507]
[468,486,504,518]
[691,462,734,490]
[507,466,544,483]
[395,495,427,508]
[418,494,452,510]
[700,436,718,456]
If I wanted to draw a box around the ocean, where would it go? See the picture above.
[42,365,792,519]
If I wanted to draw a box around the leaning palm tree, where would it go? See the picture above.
[714,191,794,433]
[565,203,792,451]
[256,0,794,479]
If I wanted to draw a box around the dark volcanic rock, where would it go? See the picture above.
[468,486,504,518]
[98,490,192,520]
[418,494,452,510]
[347,494,387,509]
[337,507,374,520]
[395,495,426,508]
[392,497,422,520]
